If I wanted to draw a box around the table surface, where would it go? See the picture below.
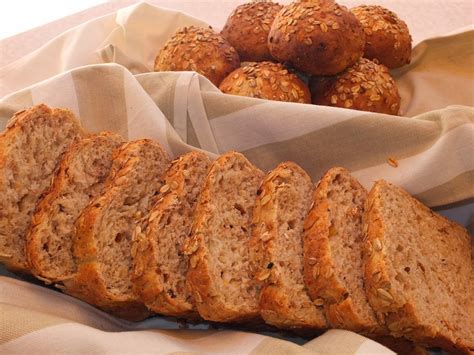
[1,0,473,68]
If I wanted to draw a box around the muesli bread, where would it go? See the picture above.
[303,167,381,334]
[185,151,264,322]
[132,151,211,318]
[65,139,170,321]
[364,180,474,352]
[249,162,327,329]
[268,1,365,76]
[26,132,125,284]
[0,104,86,273]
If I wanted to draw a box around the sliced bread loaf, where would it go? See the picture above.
[303,167,381,334]
[0,104,86,272]
[26,132,125,284]
[249,162,327,329]
[364,180,473,352]
[65,139,170,321]
[132,151,211,318]
[185,151,264,322]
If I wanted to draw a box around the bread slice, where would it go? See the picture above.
[303,167,381,334]
[65,139,170,321]
[364,180,473,352]
[185,151,264,322]
[0,104,86,273]
[132,151,211,318]
[26,132,125,284]
[249,162,327,329]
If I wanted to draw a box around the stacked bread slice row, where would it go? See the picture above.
[131,151,211,318]
[26,132,125,284]
[1,105,472,353]
[0,104,86,273]
[65,139,170,321]
[250,162,327,330]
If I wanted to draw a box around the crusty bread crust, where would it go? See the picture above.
[310,58,401,115]
[351,5,412,69]
[364,181,474,353]
[65,139,170,321]
[268,1,365,76]
[303,167,381,334]
[220,1,283,62]
[0,104,86,273]
[132,151,211,318]
[219,61,311,104]
[26,132,124,284]
[155,26,240,86]
[185,151,264,322]
[250,162,327,329]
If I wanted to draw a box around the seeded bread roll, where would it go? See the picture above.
[250,162,327,329]
[0,104,86,273]
[27,132,125,284]
[364,181,474,352]
[132,151,211,318]
[303,168,382,334]
[311,58,400,115]
[220,61,311,103]
[268,1,365,75]
[185,152,264,322]
[221,1,283,62]
[351,5,412,68]
[154,26,240,86]
[65,139,170,321]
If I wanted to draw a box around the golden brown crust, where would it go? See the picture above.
[154,26,240,86]
[185,151,264,323]
[351,5,412,68]
[364,180,474,353]
[26,132,124,284]
[268,1,365,75]
[310,58,400,115]
[132,151,210,318]
[221,1,283,62]
[251,162,327,329]
[219,61,311,103]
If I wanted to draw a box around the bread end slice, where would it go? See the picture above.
[303,167,382,334]
[364,180,473,352]
[132,151,211,318]
[185,151,264,322]
[250,162,327,330]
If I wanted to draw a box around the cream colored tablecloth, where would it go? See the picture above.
[0,2,473,354]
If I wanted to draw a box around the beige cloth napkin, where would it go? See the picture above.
[0,276,394,354]
[0,2,472,354]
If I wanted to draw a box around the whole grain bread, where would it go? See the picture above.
[65,139,170,321]
[132,151,211,318]
[185,151,264,322]
[249,162,327,330]
[26,132,125,284]
[0,104,86,273]
[364,180,473,353]
[303,167,381,334]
